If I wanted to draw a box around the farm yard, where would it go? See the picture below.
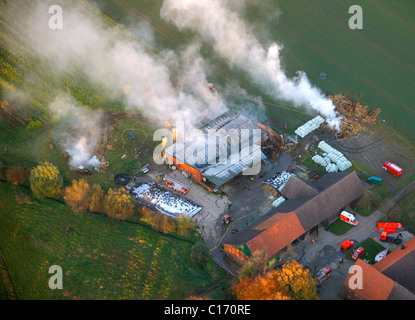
[1,0,415,302]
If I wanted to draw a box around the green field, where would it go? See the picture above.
[94,0,415,138]
[0,182,231,299]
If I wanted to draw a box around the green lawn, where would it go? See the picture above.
[355,207,375,217]
[346,237,386,264]
[328,219,354,236]
[0,181,231,299]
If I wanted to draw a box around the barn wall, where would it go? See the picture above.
[164,153,212,191]
[223,244,249,265]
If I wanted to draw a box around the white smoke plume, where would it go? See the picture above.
[48,93,102,169]
[160,0,341,129]
[17,1,227,128]
[4,1,232,167]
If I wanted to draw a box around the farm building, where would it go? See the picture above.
[163,113,282,191]
[344,237,415,300]
[223,170,368,266]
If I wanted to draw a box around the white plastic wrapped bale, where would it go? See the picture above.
[272,197,286,208]
[295,116,325,138]
[318,141,352,171]
[312,155,330,166]
[325,163,338,172]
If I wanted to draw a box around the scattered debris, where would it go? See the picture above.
[328,94,380,138]
[262,171,294,192]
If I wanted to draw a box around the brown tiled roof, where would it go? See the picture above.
[246,211,305,258]
[280,175,318,199]
[295,170,366,230]
[344,259,395,300]
[374,237,415,293]
[226,171,367,256]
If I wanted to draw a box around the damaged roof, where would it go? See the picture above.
[164,113,268,186]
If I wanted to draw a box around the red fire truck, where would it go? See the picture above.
[383,161,403,177]
[165,177,190,195]
[377,222,402,233]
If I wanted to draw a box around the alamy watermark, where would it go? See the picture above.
[48,5,63,30]
[349,5,363,30]
[48,265,63,290]
[348,264,363,289]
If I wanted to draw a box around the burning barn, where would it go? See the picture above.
[162,113,282,191]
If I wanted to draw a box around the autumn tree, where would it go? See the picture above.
[275,260,319,300]
[63,179,90,213]
[234,259,318,300]
[238,250,267,280]
[29,161,63,198]
[6,166,26,186]
[88,184,104,213]
[176,213,196,236]
[160,214,174,234]
[233,269,290,300]
[104,188,135,221]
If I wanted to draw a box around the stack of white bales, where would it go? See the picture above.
[295,116,325,138]
[318,141,352,171]
[272,196,286,208]
[311,155,330,166]
[326,163,338,172]
[312,154,339,172]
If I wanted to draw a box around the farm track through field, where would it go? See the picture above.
[331,133,389,153]
[306,0,415,74]
[246,2,415,120]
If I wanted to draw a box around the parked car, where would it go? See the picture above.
[352,247,365,260]
[315,267,332,285]
[341,239,355,251]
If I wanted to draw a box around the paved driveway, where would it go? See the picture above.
[280,209,386,300]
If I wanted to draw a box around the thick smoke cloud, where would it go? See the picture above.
[23,2,227,127]
[160,0,341,129]
[7,1,230,168]
[48,93,102,169]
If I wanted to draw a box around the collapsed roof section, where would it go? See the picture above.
[164,113,273,187]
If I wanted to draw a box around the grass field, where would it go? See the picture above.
[93,0,415,139]
[0,181,231,299]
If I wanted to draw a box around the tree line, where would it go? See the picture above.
[1,161,197,236]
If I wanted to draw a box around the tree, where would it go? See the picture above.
[29,161,63,198]
[104,188,135,221]
[234,259,318,300]
[63,179,90,213]
[190,241,209,266]
[6,166,26,186]
[176,213,196,236]
[233,269,290,300]
[88,184,104,213]
[275,260,319,300]
[160,214,173,234]
[238,250,267,280]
